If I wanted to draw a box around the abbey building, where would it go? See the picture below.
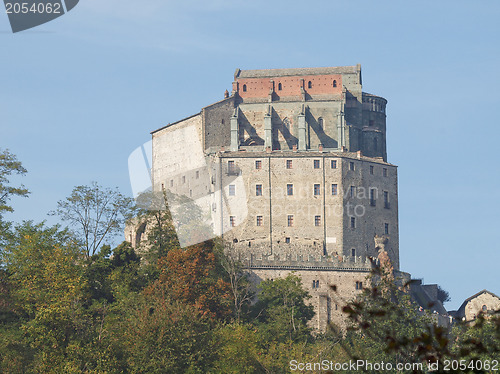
[130,65,404,329]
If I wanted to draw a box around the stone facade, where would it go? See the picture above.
[455,290,500,322]
[140,65,400,329]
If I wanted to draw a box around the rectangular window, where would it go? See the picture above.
[182,176,186,184]
[314,184,321,196]
[351,248,356,257]
[350,217,356,229]
[287,215,294,227]
[229,184,235,196]
[255,160,262,169]
[349,162,355,171]
[350,186,356,198]
[255,184,262,196]
[383,168,388,177]
[314,160,320,169]
[370,165,374,175]
[285,237,291,243]
[331,160,337,169]
[256,216,263,226]
[228,160,235,174]
[286,160,293,169]
[331,184,338,195]
[315,216,321,226]
[170,179,174,187]
[287,184,293,196]
[196,170,200,179]
[385,223,389,235]
[230,216,236,227]
[384,191,390,209]
[370,188,376,206]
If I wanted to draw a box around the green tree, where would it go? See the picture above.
[0,149,29,220]
[51,182,135,257]
[252,274,315,343]
[2,221,87,371]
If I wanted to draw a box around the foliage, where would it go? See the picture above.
[149,240,232,321]
[51,182,136,257]
[253,274,315,343]
[0,149,29,219]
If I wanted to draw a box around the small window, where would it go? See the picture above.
[384,223,389,235]
[333,80,337,87]
[286,160,293,169]
[228,160,235,173]
[331,184,338,195]
[351,248,356,257]
[255,160,262,169]
[350,186,356,198]
[170,179,174,187]
[482,305,488,312]
[308,81,312,89]
[314,184,321,196]
[229,184,235,196]
[285,237,291,243]
[161,183,164,190]
[242,84,247,92]
[318,117,323,129]
[189,190,192,197]
[256,184,262,196]
[332,285,337,292]
[278,82,282,90]
[256,216,263,226]
[230,216,236,227]
[314,160,320,169]
[196,170,200,179]
[315,216,321,226]
[182,176,186,184]
[312,280,319,288]
[331,160,337,169]
[349,162,355,171]
[383,168,388,177]
[350,217,356,229]
[370,165,374,175]
[287,215,294,227]
[287,184,293,196]
[384,191,390,209]
[370,189,376,206]
[356,281,363,290]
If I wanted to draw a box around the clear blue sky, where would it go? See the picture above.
[1,0,499,310]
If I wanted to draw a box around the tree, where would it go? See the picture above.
[148,240,232,321]
[51,182,135,257]
[0,149,29,220]
[437,285,451,304]
[252,274,315,343]
[1,221,87,371]
[219,243,254,323]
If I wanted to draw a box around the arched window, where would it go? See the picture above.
[333,80,337,87]
[278,82,282,90]
[308,81,312,89]
[482,305,488,312]
[374,137,378,151]
[318,117,323,129]
[242,84,247,92]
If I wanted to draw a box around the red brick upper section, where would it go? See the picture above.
[233,74,342,99]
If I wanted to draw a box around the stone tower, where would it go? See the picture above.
[135,65,400,329]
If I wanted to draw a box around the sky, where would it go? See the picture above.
[1,0,499,310]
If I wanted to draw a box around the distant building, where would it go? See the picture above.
[450,290,500,322]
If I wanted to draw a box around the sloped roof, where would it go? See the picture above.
[457,289,500,314]
[235,65,360,79]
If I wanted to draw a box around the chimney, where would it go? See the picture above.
[266,146,271,153]
[292,144,297,152]
[224,89,229,99]
[319,144,324,152]
[357,150,362,159]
